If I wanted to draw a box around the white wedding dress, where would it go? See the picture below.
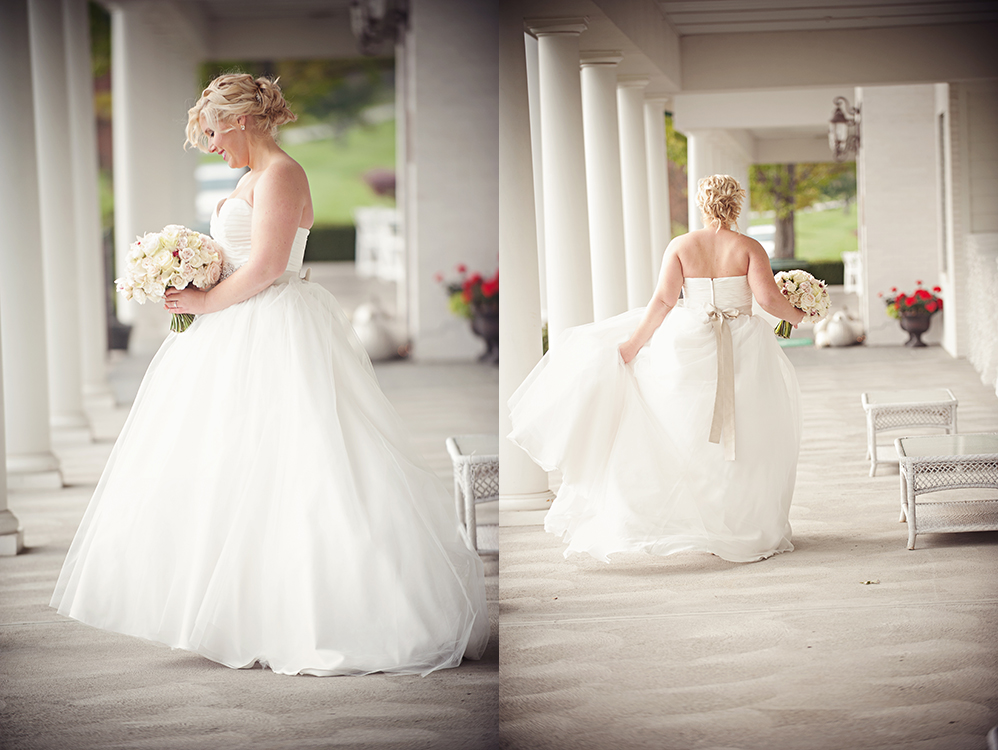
[51,198,489,676]
[509,276,802,563]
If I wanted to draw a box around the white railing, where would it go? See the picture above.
[354,207,404,282]
[842,250,863,296]
[966,233,998,395]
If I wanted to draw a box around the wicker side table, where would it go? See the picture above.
[446,435,499,553]
[861,388,958,476]
[895,433,998,549]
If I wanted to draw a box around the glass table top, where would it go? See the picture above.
[896,433,998,457]
[864,389,956,406]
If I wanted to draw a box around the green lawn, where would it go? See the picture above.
[283,120,396,226]
[751,205,858,262]
[199,119,397,228]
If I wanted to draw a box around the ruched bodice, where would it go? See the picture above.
[682,276,753,316]
[209,198,308,276]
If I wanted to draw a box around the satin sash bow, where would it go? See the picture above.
[706,304,740,461]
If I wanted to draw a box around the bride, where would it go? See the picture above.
[509,175,805,563]
[50,74,489,676]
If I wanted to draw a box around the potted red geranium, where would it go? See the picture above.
[878,281,943,347]
[436,264,499,364]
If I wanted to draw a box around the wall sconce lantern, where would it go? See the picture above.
[829,96,861,161]
[350,0,408,55]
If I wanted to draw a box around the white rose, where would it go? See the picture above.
[207,262,221,285]
[178,247,195,262]
[132,286,147,304]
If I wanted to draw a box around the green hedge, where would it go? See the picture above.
[806,260,845,286]
[770,258,844,286]
[303,225,356,262]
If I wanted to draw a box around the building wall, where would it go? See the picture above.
[960,80,998,392]
[409,0,500,360]
[857,84,942,346]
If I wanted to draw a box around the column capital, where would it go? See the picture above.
[526,18,588,37]
[580,51,622,67]
[617,75,650,89]
[644,94,671,107]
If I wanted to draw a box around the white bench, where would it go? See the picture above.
[446,435,499,553]
[861,389,957,476]
[895,433,998,549]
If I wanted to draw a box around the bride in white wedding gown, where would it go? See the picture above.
[51,74,489,676]
[509,175,806,564]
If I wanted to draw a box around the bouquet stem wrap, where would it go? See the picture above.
[171,313,196,333]
[774,319,794,338]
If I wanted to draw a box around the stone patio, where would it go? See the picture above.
[0,291,500,750]
[499,344,998,750]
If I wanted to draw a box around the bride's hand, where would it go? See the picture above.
[619,342,637,365]
[164,287,210,316]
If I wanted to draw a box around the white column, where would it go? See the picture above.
[111,3,201,335]
[528,19,594,347]
[686,131,712,232]
[500,3,555,512]
[63,0,113,407]
[0,309,26,555]
[580,53,628,321]
[524,32,548,322]
[0,0,62,490]
[645,96,671,278]
[394,34,411,344]
[29,0,88,431]
[857,84,942,346]
[617,76,653,307]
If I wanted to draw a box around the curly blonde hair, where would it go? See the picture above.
[185,73,297,152]
[696,175,746,231]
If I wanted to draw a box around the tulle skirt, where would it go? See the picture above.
[51,277,489,676]
[509,303,802,563]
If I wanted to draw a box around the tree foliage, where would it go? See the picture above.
[199,58,395,137]
[750,162,854,258]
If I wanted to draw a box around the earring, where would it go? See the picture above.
[241,124,245,131]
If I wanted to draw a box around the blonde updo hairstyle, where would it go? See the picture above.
[696,174,746,232]
[185,73,297,152]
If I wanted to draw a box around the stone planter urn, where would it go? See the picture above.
[471,303,499,365]
[899,312,932,347]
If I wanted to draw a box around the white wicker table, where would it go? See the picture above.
[861,388,957,476]
[446,435,499,553]
[895,433,998,549]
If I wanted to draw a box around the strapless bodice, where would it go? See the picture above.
[682,276,753,315]
[209,198,309,276]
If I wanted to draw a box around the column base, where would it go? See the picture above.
[50,410,90,430]
[0,529,24,556]
[6,452,63,490]
[83,383,117,410]
[499,489,554,512]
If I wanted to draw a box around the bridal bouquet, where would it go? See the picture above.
[115,225,224,333]
[773,269,831,338]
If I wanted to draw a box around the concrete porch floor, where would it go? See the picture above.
[0,313,500,749]
[499,344,998,750]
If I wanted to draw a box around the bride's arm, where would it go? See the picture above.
[745,242,806,325]
[165,161,308,315]
[619,242,684,364]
